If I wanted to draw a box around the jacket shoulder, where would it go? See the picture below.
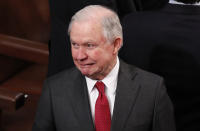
[45,67,81,85]
[122,61,164,86]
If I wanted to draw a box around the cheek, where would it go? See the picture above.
[93,51,101,57]
[71,49,77,59]
[92,50,111,64]
[88,50,101,60]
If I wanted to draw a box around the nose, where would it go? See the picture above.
[76,47,87,61]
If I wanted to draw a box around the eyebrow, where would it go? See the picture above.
[71,39,96,45]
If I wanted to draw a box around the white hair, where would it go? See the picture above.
[68,5,123,44]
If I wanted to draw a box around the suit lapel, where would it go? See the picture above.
[68,71,94,130]
[111,61,140,131]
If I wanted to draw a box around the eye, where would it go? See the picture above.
[71,43,80,49]
[86,43,96,49]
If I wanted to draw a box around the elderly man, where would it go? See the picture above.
[33,5,175,131]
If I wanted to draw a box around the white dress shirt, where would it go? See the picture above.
[169,0,200,5]
[85,57,120,121]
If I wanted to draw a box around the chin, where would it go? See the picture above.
[81,70,96,79]
[80,69,91,76]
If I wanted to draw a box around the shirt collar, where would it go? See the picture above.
[85,57,120,94]
[169,0,200,5]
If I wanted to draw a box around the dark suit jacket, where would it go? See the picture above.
[33,60,175,131]
[120,3,200,131]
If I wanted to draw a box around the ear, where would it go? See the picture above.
[113,37,122,55]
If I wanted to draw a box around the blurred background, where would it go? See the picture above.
[0,0,49,130]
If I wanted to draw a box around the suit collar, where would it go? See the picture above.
[161,3,200,14]
[111,60,140,131]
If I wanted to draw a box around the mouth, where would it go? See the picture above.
[79,63,95,68]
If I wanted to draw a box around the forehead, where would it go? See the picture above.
[71,19,102,32]
[70,20,105,42]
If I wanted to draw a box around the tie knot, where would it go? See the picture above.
[95,81,105,94]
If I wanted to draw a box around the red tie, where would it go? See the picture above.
[95,81,111,131]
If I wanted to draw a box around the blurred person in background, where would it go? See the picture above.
[120,0,200,130]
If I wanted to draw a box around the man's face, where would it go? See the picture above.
[70,20,118,80]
